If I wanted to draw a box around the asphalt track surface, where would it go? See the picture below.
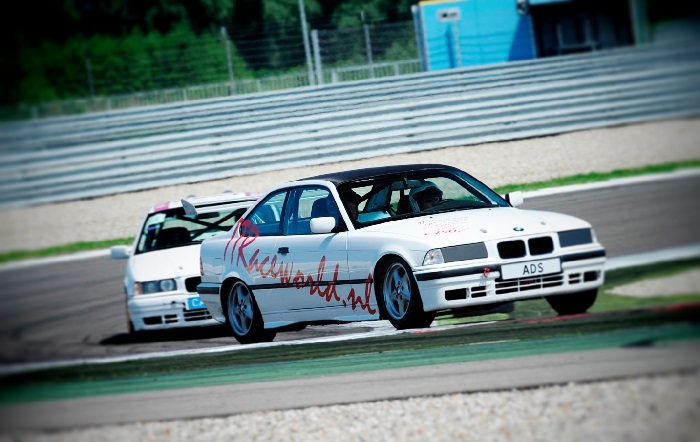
[1,175,699,366]
[1,175,700,432]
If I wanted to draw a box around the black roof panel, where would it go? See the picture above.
[301,163,460,185]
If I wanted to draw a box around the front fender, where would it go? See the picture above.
[370,233,431,270]
[221,268,254,287]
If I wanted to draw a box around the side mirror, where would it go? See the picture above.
[504,191,524,207]
[111,245,132,259]
[310,217,336,234]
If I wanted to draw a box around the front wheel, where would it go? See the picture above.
[225,281,276,344]
[545,289,598,315]
[379,258,435,329]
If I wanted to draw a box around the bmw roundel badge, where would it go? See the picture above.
[513,227,524,231]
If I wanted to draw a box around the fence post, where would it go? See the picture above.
[83,43,95,107]
[298,0,316,86]
[361,11,374,78]
[312,30,323,86]
[221,27,237,95]
[412,5,428,72]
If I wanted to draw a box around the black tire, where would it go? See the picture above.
[125,290,136,334]
[225,281,276,344]
[545,289,598,315]
[379,258,435,329]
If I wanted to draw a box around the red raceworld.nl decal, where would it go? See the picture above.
[223,219,376,314]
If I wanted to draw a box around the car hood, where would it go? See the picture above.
[128,245,200,282]
[359,208,590,247]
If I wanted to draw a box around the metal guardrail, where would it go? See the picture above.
[1,39,699,208]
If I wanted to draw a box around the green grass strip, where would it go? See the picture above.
[493,160,700,195]
[0,238,133,265]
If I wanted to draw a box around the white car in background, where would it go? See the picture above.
[197,164,607,344]
[111,192,260,333]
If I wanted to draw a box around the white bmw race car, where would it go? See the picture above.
[197,164,606,343]
[111,192,260,333]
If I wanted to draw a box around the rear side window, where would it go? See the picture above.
[136,207,245,254]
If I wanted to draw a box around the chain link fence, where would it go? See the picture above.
[2,21,418,121]
[312,21,420,84]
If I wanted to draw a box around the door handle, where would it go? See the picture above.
[277,247,289,255]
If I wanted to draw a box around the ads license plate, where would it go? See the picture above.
[501,258,561,280]
[186,296,206,310]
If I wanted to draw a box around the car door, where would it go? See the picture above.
[273,186,350,323]
[234,190,287,295]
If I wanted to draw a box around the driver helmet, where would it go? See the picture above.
[409,181,443,212]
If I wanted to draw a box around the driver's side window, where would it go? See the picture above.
[286,187,339,235]
[244,191,287,237]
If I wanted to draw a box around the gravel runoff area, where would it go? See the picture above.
[1,117,700,253]
[611,270,700,298]
[6,372,699,442]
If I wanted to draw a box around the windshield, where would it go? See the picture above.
[135,207,247,254]
[336,168,509,228]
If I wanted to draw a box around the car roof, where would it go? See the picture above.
[300,164,460,185]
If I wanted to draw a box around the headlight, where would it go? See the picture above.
[159,279,176,292]
[134,279,178,295]
[423,249,445,266]
[558,228,593,247]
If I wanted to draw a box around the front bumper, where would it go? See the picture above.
[414,249,606,312]
[127,292,218,331]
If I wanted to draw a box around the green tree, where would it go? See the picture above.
[1,0,417,106]
[264,0,321,24]
[329,0,413,28]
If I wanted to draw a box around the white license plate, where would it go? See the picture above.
[501,258,561,280]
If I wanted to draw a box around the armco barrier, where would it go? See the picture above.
[1,39,699,208]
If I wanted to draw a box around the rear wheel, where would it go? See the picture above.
[380,258,435,329]
[545,289,598,315]
[225,281,276,344]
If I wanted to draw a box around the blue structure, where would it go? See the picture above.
[412,0,537,71]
